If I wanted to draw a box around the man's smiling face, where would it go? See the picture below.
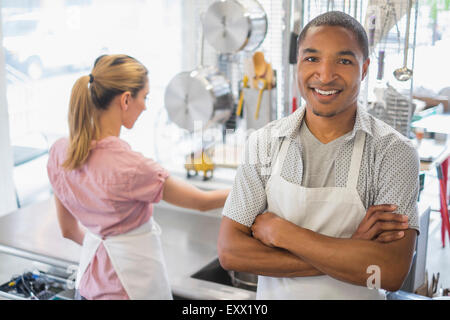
[297,25,370,118]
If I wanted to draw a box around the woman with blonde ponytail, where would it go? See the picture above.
[47,54,230,300]
[63,75,99,170]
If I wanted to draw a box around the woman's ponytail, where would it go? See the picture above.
[62,54,147,170]
[62,75,99,170]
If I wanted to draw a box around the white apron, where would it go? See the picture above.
[257,131,385,300]
[75,217,173,300]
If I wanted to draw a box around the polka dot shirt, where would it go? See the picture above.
[223,105,420,234]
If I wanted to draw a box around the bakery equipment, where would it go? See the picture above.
[164,66,233,132]
[202,0,267,54]
[368,83,415,137]
[184,149,215,181]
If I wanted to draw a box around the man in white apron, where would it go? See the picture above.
[218,11,419,299]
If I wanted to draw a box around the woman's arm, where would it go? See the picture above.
[54,195,85,245]
[162,176,230,212]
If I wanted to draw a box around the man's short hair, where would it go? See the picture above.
[297,11,369,61]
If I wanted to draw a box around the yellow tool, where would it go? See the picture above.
[236,75,248,116]
[185,150,215,181]
[254,79,267,120]
[252,51,267,89]
[253,52,266,78]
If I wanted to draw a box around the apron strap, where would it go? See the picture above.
[346,131,366,189]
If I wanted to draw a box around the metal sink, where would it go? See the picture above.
[190,258,434,300]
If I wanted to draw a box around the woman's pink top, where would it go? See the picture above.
[47,136,169,300]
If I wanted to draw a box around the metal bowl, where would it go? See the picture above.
[228,270,258,291]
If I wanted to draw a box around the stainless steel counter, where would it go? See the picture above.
[0,198,255,300]
[0,180,430,300]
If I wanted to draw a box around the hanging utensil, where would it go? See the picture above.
[368,15,376,48]
[236,75,249,116]
[254,79,267,120]
[379,1,391,50]
[376,1,392,81]
[393,0,413,81]
[164,66,233,132]
[252,51,267,88]
[253,51,266,76]
[387,0,402,53]
[378,0,401,52]
[376,50,385,80]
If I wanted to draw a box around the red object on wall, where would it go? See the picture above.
[292,97,297,113]
[438,158,450,248]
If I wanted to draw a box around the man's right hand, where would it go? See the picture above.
[352,204,409,243]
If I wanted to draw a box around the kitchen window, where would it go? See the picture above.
[1,0,183,206]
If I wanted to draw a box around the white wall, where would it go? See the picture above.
[0,12,18,217]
